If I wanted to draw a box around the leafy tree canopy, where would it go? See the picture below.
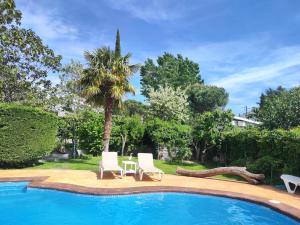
[0,0,61,103]
[258,86,285,108]
[146,117,192,160]
[140,53,203,97]
[111,115,145,156]
[255,86,300,130]
[187,83,228,114]
[76,111,104,156]
[121,99,148,117]
[72,112,145,156]
[147,85,190,122]
[56,60,97,114]
[192,109,234,162]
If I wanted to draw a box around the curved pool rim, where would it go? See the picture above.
[1,176,300,222]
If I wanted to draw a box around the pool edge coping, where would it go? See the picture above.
[0,176,300,221]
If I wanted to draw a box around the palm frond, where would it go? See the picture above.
[79,46,138,107]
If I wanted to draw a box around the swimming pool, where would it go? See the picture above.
[0,182,299,225]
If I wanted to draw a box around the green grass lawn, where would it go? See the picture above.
[29,155,240,181]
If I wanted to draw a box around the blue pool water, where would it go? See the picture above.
[0,182,299,225]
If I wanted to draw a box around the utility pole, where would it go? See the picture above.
[245,105,248,117]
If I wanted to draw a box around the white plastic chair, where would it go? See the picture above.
[138,153,164,181]
[281,174,300,194]
[99,152,123,179]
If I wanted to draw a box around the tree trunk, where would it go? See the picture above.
[192,141,201,161]
[176,167,265,185]
[72,120,77,158]
[121,134,127,156]
[103,98,113,152]
[201,144,215,163]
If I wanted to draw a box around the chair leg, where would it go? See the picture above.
[139,170,143,181]
[159,172,163,181]
[284,181,297,194]
[100,168,103,179]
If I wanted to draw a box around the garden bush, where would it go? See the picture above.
[77,111,104,156]
[76,112,145,156]
[146,118,192,160]
[223,127,300,184]
[0,104,58,167]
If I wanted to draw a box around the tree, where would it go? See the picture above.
[58,114,81,158]
[258,86,285,108]
[111,115,145,156]
[56,60,95,113]
[255,86,300,130]
[187,83,228,114]
[115,29,121,57]
[78,31,139,152]
[121,99,148,117]
[192,109,233,162]
[76,113,145,156]
[147,85,190,122]
[0,0,61,103]
[140,53,203,97]
[20,84,60,112]
[146,118,192,160]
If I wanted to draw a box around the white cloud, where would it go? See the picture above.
[14,0,117,88]
[212,46,300,90]
[105,0,188,22]
[15,0,113,64]
[16,0,78,40]
[174,38,269,75]
[171,38,300,90]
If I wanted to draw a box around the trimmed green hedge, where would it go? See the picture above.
[223,127,300,184]
[0,104,58,167]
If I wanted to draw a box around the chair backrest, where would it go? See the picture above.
[102,152,118,168]
[138,153,154,168]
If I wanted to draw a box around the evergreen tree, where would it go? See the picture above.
[115,29,121,58]
[140,53,203,97]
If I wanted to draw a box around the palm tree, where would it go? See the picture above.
[78,31,139,152]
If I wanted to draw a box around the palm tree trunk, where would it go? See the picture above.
[103,98,113,152]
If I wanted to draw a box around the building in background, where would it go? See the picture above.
[232,116,261,128]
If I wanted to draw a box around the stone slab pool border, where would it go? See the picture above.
[0,176,300,221]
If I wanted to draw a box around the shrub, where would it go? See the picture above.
[224,127,260,164]
[223,127,300,184]
[77,111,104,156]
[247,156,283,184]
[111,115,145,156]
[0,104,58,167]
[146,118,192,160]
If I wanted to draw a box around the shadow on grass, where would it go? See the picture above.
[38,159,98,166]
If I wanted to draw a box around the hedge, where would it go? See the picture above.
[0,104,58,167]
[222,127,300,184]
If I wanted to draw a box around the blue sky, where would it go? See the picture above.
[16,0,300,114]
